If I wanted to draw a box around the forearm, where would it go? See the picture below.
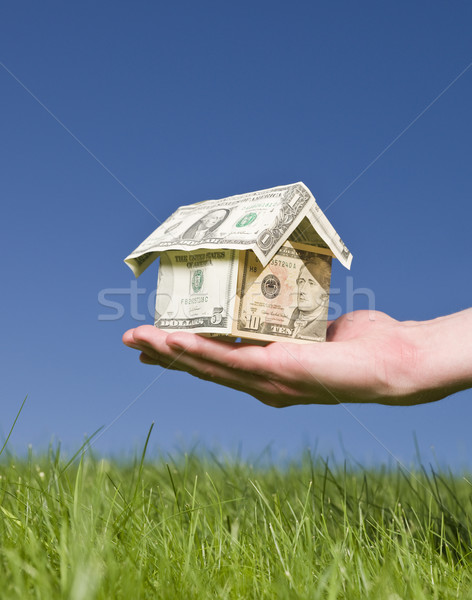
[409,308,472,401]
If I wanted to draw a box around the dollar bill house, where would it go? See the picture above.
[125,183,352,344]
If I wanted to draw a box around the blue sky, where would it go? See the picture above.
[1,1,471,465]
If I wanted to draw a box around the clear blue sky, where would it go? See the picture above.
[1,1,471,466]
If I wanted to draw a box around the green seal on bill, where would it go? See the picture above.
[236,212,257,227]
[191,269,204,293]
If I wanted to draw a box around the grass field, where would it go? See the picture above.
[1,431,472,599]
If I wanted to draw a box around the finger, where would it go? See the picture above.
[123,328,143,350]
[129,325,271,374]
[124,327,169,354]
[133,330,307,406]
[140,348,332,407]
[131,325,169,347]
[139,350,293,407]
[129,327,234,377]
[139,352,185,370]
[137,343,195,372]
[125,326,188,368]
[132,331,245,380]
[139,352,161,365]
[130,325,176,358]
[165,332,332,393]
[165,331,271,375]
[130,326,326,399]
[163,349,273,393]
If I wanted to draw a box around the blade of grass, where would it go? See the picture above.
[0,395,27,458]
[58,426,105,477]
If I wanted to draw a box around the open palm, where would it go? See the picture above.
[123,310,434,407]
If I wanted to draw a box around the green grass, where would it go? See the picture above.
[1,439,472,599]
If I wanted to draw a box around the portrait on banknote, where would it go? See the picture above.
[288,256,331,341]
[180,208,231,241]
[234,243,333,343]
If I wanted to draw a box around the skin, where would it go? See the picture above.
[123,308,472,408]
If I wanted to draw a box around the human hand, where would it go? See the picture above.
[123,309,468,407]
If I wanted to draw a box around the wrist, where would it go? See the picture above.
[408,309,472,402]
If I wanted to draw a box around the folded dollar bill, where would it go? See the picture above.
[125,182,352,343]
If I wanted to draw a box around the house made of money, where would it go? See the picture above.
[125,182,352,344]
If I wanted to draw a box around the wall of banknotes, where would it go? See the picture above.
[125,182,352,344]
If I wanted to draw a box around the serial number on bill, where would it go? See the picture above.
[270,259,297,269]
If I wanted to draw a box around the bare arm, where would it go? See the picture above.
[405,308,472,402]
[122,309,472,408]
